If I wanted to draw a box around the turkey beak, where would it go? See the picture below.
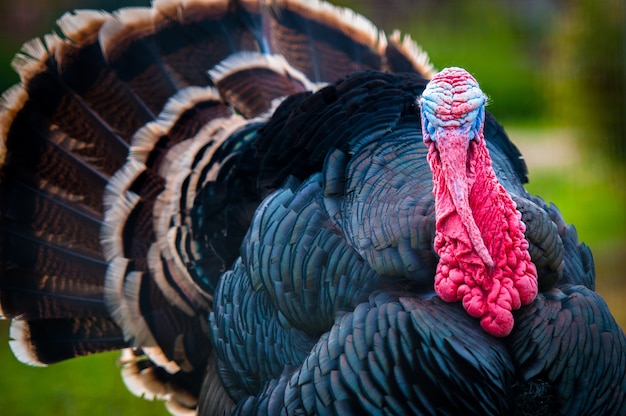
[435,128,495,268]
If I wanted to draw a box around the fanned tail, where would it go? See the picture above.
[0,13,132,365]
[0,0,433,414]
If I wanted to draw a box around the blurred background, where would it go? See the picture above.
[0,0,624,414]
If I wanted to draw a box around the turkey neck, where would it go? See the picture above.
[428,124,538,337]
[429,128,494,269]
[420,67,538,338]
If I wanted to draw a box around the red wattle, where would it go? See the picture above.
[428,130,538,337]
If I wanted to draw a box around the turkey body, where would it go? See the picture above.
[0,1,624,415]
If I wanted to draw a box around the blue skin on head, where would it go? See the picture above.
[419,67,486,144]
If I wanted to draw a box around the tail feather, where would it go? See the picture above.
[386,30,434,75]
[208,52,316,118]
[136,270,212,372]
[1,8,153,367]
[3,110,111,212]
[105,256,212,375]
[0,0,436,414]
[46,13,154,145]
[9,317,126,366]
[265,0,385,82]
[135,86,232,162]
[0,268,107,321]
[2,179,102,254]
[264,0,434,83]
[100,7,182,115]
[120,347,212,416]
[103,104,253,316]
[0,227,108,320]
[148,116,253,309]
[105,258,157,346]
[152,0,264,87]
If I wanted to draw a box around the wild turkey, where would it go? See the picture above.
[0,0,624,415]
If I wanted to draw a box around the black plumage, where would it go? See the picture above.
[0,1,624,415]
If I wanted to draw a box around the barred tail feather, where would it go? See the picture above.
[0,1,435,414]
[9,317,126,366]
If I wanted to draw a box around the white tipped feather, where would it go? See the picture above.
[149,116,251,311]
[100,7,155,62]
[0,84,28,163]
[142,346,181,374]
[119,348,176,399]
[120,348,196,414]
[16,37,48,62]
[129,121,166,164]
[270,0,388,53]
[165,226,211,307]
[101,159,144,262]
[9,320,47,367]
[103,157,146,210]
[153,139,196,230]
[158,86,225,131]
[119,349,158,400]
[208,51,317,92]
[389,30,435,79]
[101,195,139,263]
[128,86,225,163]
[153,0,230,22]
[152,117,238,240]
[122,271,162,349]
[10,38,50,83]
[165,400,197,416]
[104,260,126,326]
[100,160,146,261]
[56,9,111,45]
[148,243,196,316]
[104,257,155,347]
[154,115,247,238]
[108,266,180,373]
[180,118,248,213]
